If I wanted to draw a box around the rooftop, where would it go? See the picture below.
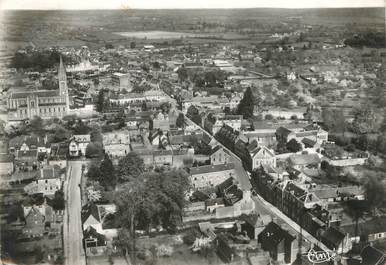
[189,163,235,176]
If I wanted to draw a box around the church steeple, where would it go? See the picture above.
[58,55,69,115]
[58,55,67,95]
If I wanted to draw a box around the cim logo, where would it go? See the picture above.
[307,248,337,263]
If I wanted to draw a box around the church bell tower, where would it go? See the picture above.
[58,56,69,113]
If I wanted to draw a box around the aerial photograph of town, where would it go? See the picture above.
[0,0,385,264]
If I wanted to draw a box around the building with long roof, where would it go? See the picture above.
[7,56,69,121]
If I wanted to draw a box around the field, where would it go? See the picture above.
[0,8,384,49]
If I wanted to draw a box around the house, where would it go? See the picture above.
[275,124,328,148]
[320,226,352,254]
[243,131,277,148]
[22,199,62,237]
[210,146,231,165]
[22,206,45,237]
[282,182,322,222]
[358,245,385,265]
[149,130,169,147]
[188,163,236,190]
[211,115,243,135]
[341,216,386,244]
[152,112,170,131]
[24,165,62,196]
[258,221,297,264]
[153,149,173,166]
[205,198,225,213]
[15,149,39,170]
[83,226,107,256]
[312,185,364,204]
[9,135,50,154]
[102,130,131,158]
[241,214,272,240]
[82,203,118,239]
[82,203,102,233]
[288,153,321,170]
[215,234,239,263]
[68,134,90,157]
[0,154,14,175]
[112,72,131,90]
[247,141,276,170]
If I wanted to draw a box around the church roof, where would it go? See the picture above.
[9,90,60,99]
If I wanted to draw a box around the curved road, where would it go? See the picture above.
[63,160,86,265]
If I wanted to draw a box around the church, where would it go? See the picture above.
[7,56,70,121]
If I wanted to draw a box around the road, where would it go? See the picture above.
[63,160,86,265]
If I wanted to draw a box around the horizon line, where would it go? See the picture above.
[1,6,384,11]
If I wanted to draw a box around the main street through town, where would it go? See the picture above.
[63,160,86,265]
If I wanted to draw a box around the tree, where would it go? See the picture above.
[160,102,171,114]
[237,87,255,119]
[42,76,59,90]
[176,113,185,128]
[352,106,382,134]
[186,105,201,125]
[115,169,190,238]
[322,108,346,134]
[86,162,102,181]
[113,228,132,256]
[96,89,107,113]
[52,190,65,210]
[115,180,147,264]
[73,119,91,134]
[105,43,114,49]
[115,110,126,129]
[100,154,116,190]
[376,133,386,155]
[34,245,45,263]
[344,200,369,241]
[93,78,100,86]
[29,116,45,136]
[364,174,386,215]
[49,125,71,143]
[141,101,147,111]
[90,127,103,144]
[117,152,145,182]
[85,142,104,158]
[177,66,188,82]
[286,139,302,153]
[265,114,273,120]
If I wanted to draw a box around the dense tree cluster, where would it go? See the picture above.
[116,152,146,183]
[113,155,190,261]
[286,139,302,153]
[10,50,75,71]
[86,154,117,190]
[352,106,382,134]
[115,169,190,232]
[186,105,202,125]
[344,31,385,48]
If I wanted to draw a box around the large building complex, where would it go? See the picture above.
[7,57,69,121]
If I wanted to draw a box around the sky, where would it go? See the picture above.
[0,0,384,10]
